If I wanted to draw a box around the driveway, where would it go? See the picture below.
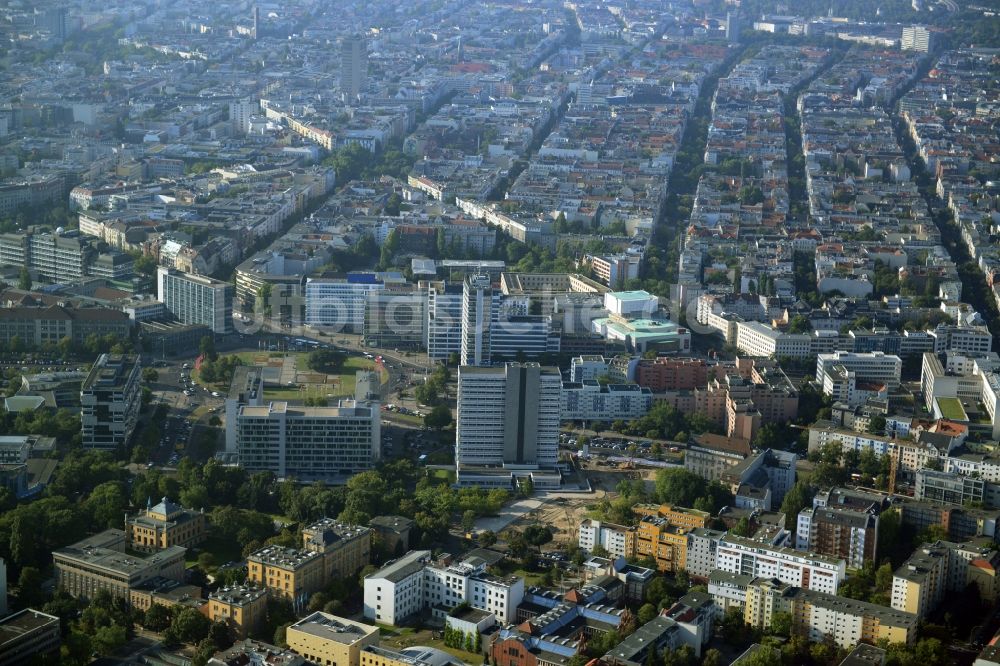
[474,497,546,533]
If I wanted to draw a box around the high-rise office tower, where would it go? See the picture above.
[456,363,561,470]
[901,26,932,52]
[461,274,496,367]
[81,354,141,450]
[340,35,368,100]
[726,11,740,43]
[157,267,234,335]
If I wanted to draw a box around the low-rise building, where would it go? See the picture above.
[247,545,325,611]
[53,529,185,601]
[816,351,902,392]
[369,516,415,556]
[0,609,60,666]
[0,304,130,349]
[286,612,380,666]
[208,585,268,639]
[302,519,372,582]
[915,468,1000,508]
[210,639,305,666]
[128,579,206,615]
[363,550,524,626]
[578,520,635,559]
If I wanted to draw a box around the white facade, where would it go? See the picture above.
[901,25,931,52]
[236,400,380,482]
[686,528,725,580]
[364,551,523,626]
[578,520,633,558]
[560,381,653,421]
[306,277,385,333]
[816,352,902,390]
[156,267,233,335]
[364,550,429,625]
[461,274,495,367]
[603,290,658,317]
[735,321,811,359]
[715,536,846,594]
[456,363,561,469]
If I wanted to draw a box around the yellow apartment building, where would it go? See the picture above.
[247,545,324,610]
[208,585,268,639]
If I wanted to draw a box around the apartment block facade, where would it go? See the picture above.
[157,267,233,335]
[236,400,380,482]
[80,353,141,450]
[456,363,560,474]
[247,545,325,610]
[715,535,846,594]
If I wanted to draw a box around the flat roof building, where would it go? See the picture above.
[209,585,268,639]
[53,529,185,602]
[80,353,140,451]
[0,609,60,666]
[236,400,380,482]
[157,267,233,335]
[287,612,379,666]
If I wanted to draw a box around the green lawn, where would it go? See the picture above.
[937,397,967,421]
[379,628,481,664]
[387,411,424,426]
[187,534,243,570]
[262,386,308,401]
[428,469,456,483]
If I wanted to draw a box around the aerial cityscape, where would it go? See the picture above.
[0,0,998,664]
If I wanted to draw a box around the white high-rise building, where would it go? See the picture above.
[81,354,141,451]
[229,98,258,135]
[157,267,234,335]
[341,35,368,100]
[236,400,380,482]
[425,281,463,360]
[305,276,386,333]
[461,274,496,367]
[456,363,561,471]
[901,25,931,52]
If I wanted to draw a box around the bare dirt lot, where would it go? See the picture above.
[504,466,660,547]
